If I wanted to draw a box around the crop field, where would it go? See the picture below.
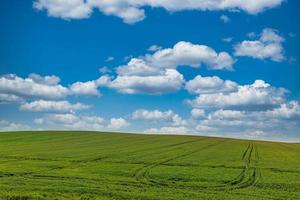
[0,131,299,200]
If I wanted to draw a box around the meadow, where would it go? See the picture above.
[0,131,299,200]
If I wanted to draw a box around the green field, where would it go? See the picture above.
[0,131,299,200]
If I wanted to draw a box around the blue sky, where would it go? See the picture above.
[0,0,299,141]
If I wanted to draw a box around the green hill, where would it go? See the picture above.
[0,131,299,199]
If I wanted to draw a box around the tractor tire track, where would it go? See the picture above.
[135,142,261,192]
[134,141,223,185]
[200,143,260,190]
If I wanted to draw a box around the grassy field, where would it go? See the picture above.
[0,131,299,200]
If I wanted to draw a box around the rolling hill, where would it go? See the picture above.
[0,131,299,199]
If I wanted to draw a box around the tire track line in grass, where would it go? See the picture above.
[134,140,223,185]
[220,143,255,188]
[147,142,252,189]
[136,142,262,192]
[0,138,206,189]
[204,142,260,190]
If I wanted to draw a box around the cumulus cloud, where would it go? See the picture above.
[187,80,287,110]
[0,74,69,100]
[105,41,234,95]
[69,76,111,96]
[116,58,162,76]
[185,75,238,94]
[35,113,105,130]
[132,109,186,126]
[133,109,174,120]
[146,41,234,70]
[118,42,234,75]
[208,109,246,120]
[0,120,30,131]
[8,41,232,98]
[191,108,206,119]
[28,73,61,85]
[0,93,24,104]
[34,0,284,23]
[108,118,129,130]
[35,113,130,131]
[70,80,100,96]
[145,126,189,134]
[265,101,300,119]
[143,99,300,139]
[0,74,112,103]
[108,69,184,95]
[20,100,90,113]
[234,28,285,61]
[191,102,300,140]
[33,0,92,20]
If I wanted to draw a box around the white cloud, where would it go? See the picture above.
[208,109,246,120]
[109,69,184,95]
[99,66,112,74]
[34,0,92,20]
[0,93,24,104]
[0,120,30,131]
[185,75,238,94]
[70,80,100,96]
[28,73,61,86]
[191,108,206,119]
[187,80,287,110]
[190,104,300,140]
[0,74,112,101]
[0,74,69,100]
[47,113,79,124]
[35,113,105,130]
[132,109,186,126]
[148,45,162,52]
[34,118,44,124]
[134,99,299,139]
[20,100,90,113]
[108,118,129,130]
[145,126,189,134]
[260,28,284,43]
[171,114,187,126]
[147,41,234,70]
[106,41,234,95]
[117,58,161,76]
[235,28,285,61]
[220,14,230,23]
[3,42,232,98]
[118,41,234,76]
[34,0,284,23]
[195,124,218,133]
[69,76,111,96]
[68,115,105,130]
[265,101,300,119]
[133,109,173,120]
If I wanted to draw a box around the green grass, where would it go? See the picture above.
[0,131,299,200]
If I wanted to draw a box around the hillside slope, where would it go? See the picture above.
[0,131,299,199]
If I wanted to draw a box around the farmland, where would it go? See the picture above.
[0,131,299,199]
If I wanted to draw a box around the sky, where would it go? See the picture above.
[0,0,300,141]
